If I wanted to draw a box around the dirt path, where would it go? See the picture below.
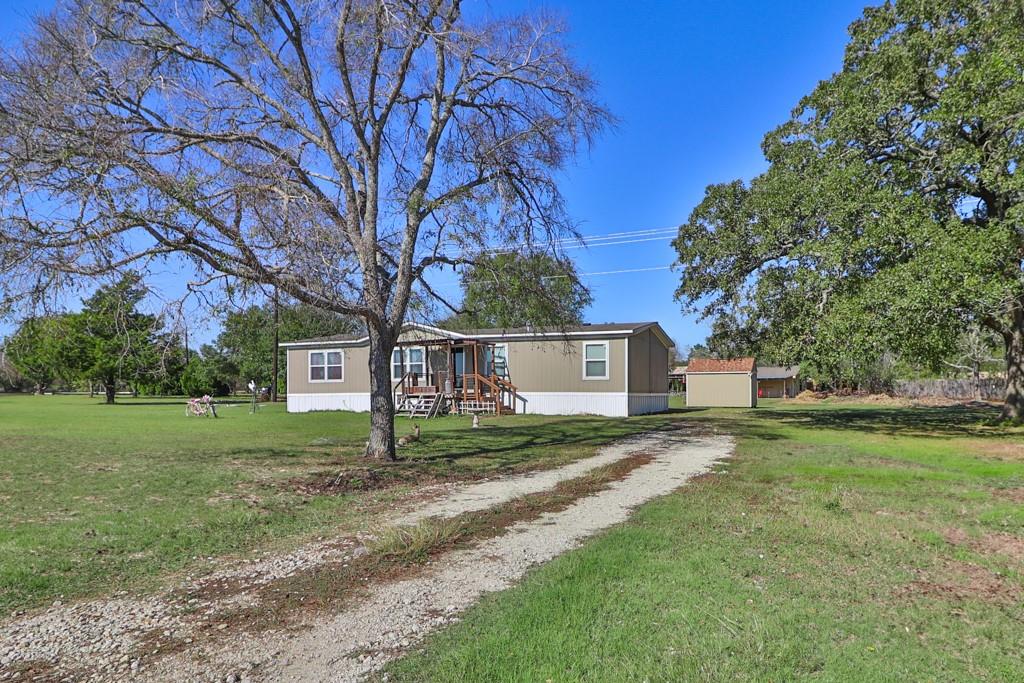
[0,426,731,683]
[139,428,732,683]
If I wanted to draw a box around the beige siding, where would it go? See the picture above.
[686,372,756,407]
[504,338,625,393]
[287,346,371,394]
[289,334,653,396]
[628,330,651,393]
[627,329,670,394]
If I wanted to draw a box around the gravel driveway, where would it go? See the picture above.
[1,426,732,683]
[140,427,732,683]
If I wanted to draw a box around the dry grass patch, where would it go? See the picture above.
[944,526,1024,562]
[965,439,1024,461]
[897,559,1021,605]
[368,519,468,563]
[993,487,1024,503]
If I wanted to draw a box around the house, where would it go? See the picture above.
[282,321,673,418]
[757,365,800,398]
[684,357,757,408]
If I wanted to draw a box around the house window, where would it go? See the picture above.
[493,344,509,377]
[391,349,403,380]
[481,344,510,377]
[582,341,609,380]
[392,347,425,380]
[407,348,425,377]
[310,350,343,382]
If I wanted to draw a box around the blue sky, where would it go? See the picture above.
[0,0,869,349]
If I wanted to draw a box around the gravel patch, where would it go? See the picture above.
[0,538,362,682]
[135,429,732,683]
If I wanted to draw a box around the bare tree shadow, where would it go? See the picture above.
[755,404,1001,440]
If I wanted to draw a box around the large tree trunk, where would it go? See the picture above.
[103,382,116,405]
[365,325,397,461]
[1001,302,1024,422]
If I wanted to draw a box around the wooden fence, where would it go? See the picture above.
[893,378,1005,401]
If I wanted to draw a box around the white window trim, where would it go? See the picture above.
[582,340,610,381]
[309,349,344,383]
[392,346,426,380]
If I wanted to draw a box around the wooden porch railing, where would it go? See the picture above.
[395,368,521,415]
[461,373,520,415]
[392,370,415,407]
[492,375,522,414]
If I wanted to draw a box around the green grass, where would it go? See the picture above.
[0,393,676,613]
[384,399,1024,682]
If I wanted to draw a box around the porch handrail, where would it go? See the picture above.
[393,370,414,403]
[492,375,518,393]
[491,374,522,413]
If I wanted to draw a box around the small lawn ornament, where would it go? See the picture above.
[186,395,218,418]
[397,423,421,447]
[472,414,480,429]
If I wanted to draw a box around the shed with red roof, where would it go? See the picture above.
[685,357,757,408]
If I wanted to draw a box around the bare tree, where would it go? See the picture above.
[0,0,610,458]
[942,327,1003,400]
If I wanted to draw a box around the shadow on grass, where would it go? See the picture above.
[396,415,690,473]
[109,399,252,406]
[754,403,1001,439]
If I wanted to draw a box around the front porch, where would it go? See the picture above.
[392,337,521,418]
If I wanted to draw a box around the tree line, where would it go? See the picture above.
[1,275,356,401]
[1,256,582,400]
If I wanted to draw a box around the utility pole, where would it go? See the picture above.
[271,288,280,402]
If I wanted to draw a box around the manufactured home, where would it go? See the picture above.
[283,321,672,418]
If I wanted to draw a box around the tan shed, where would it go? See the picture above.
[685,357,757,408]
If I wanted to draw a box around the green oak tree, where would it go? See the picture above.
[674,0,1024,418]
[440,253,592,330]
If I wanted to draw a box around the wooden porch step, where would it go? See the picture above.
[397,393,446,418]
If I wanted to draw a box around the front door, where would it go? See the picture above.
[453,348,465,390]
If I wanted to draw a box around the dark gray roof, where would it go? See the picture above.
[757,365,800,379]
[283,331,364,345]
[283,321,668,347]
[461,322,660,336]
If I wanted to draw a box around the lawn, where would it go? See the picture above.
[0,393,677,614]
[385,399,1024,682]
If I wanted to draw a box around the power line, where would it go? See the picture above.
[436,225,679,258]
[478,235,675,257]
[431,264,674,288]
[541,265,673,279]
